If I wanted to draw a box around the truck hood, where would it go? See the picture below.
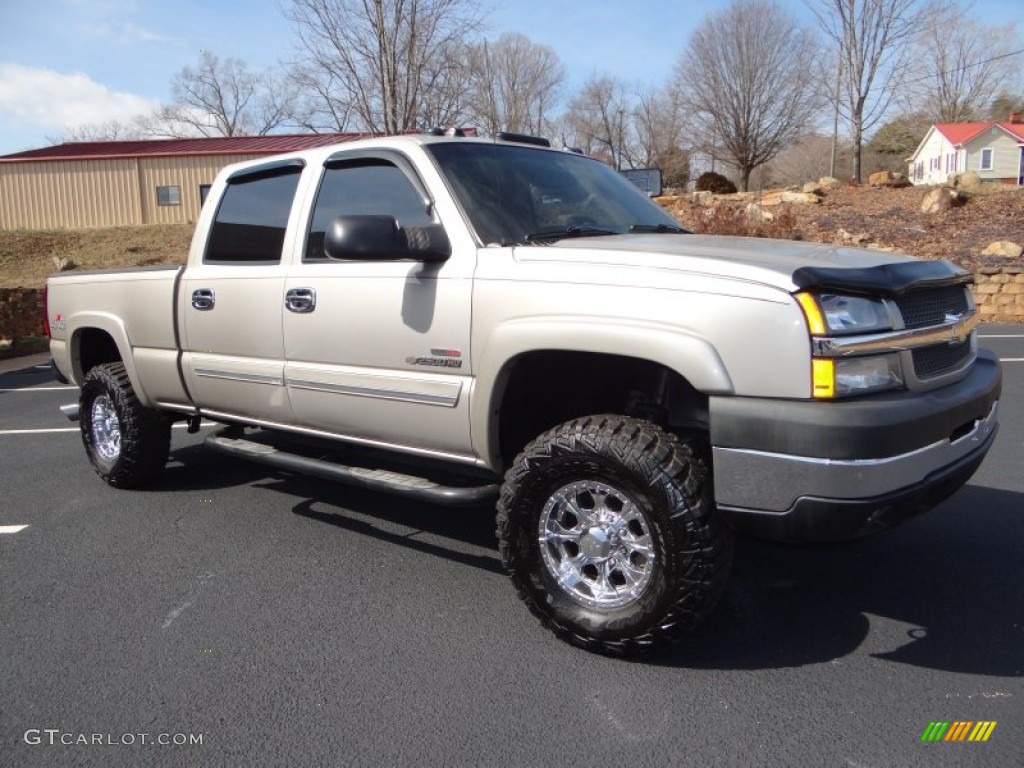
[512,234,959,294]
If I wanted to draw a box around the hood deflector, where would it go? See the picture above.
[792,260,970,296]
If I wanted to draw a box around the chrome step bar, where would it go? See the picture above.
[204,432,498,507]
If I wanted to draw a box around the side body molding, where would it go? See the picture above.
[469,317,734,469]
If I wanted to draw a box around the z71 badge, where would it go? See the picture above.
[406,348,463,368]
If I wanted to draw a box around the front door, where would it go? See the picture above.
[282,152,475,458]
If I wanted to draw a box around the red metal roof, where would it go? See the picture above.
[0,133,365,162]
[996,121,1024,141]
[933,123,991,145]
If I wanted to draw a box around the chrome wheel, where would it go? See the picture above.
[538,480,655,609]
[90,394,121,462]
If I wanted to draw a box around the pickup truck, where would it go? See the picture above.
[46,132,1002,656]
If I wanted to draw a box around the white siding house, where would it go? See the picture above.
[908,119,1024,186]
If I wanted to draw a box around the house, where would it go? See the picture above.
[0,134,361,230]
[908,114,1024,186]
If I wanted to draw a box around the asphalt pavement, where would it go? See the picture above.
[1,329,1022,768]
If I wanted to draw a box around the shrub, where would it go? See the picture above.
[695,171,738,195]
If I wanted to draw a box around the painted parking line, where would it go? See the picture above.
[0,525,30,534]
[0,386,78,392]
[0,422,216,436]
[979,335,1024,338]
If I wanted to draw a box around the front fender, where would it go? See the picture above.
[469,317,733,468]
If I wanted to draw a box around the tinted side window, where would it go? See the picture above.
[306,161,433,260]
[205,169,302,264]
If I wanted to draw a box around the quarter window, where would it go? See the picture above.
[156,185,181,206]
[980,148,994,171]
[205,168,302,264]
[305,160,433,260]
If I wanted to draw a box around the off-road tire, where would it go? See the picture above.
[80,362,171,488]
[496,415,732,657]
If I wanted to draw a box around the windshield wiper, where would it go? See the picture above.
[628,223,689,234]
[524,226,618,243]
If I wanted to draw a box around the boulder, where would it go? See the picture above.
[745,203,774,222]
[947,170,982,189]
[802,181,824,195]
[982,241,1023,259]
[691,190,714,206]
[818,176,842,190]
[781,191,821,205]
[920,187,967,214]
[869,170,894,186]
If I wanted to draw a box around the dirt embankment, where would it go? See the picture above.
[662,183,1024,270]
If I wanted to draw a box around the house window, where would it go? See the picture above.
[199,184,212,206]
[980,148,994,171]
[156,185,181,206]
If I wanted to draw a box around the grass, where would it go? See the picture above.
[0,224,192,289]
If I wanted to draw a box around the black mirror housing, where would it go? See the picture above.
[324,215,450,263]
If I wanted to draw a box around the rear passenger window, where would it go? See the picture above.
[305,161,433,261]
[205,168,302,264]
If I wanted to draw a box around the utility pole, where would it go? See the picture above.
[829,53,842,179]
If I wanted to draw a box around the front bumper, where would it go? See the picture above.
[711,351,1001,542]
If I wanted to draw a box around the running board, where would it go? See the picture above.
[60,403,80,422]
[204,434,499,507]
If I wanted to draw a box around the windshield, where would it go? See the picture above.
[426,142,687,246]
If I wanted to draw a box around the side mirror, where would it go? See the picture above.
[324,215,450,263]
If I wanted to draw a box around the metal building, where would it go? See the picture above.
[0,134,360,230]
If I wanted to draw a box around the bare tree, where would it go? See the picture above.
[285,0,484,135]
[632,88,690,187]
[675,0,821,191]
[152,52,292,137]
[47,119,145,144]
[465,32,565,135]
[909,3,1021,122]
[561,75,632,168]
[807,0,924,183]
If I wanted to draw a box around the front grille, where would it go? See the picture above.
[913,339,972,379]
[894,285,969,329]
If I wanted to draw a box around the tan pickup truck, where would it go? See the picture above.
[46,132,1002,656]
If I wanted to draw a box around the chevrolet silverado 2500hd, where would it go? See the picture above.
[47,132,1002,656]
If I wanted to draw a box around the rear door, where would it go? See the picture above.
[180,160,304,423]
[282,150,475,457]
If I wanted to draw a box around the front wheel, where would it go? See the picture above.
[496,415,732,657]
[80,362,171,488]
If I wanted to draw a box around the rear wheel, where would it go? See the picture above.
[497,415,731,657]
[80,362,170,488]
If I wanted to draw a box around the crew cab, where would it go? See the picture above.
[46,132,1002,656]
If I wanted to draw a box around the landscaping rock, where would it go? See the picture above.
[982,241,1023,259]
[921,187,966,214]
[869,170,894,186]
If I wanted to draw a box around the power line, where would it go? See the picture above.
[902,46,1024,86]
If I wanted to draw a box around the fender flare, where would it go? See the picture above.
[68,312,153,407]
[470,317,733,467]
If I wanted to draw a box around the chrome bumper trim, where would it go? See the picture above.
[812,312,979,357]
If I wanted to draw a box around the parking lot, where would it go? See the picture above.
[1,326,1022,767]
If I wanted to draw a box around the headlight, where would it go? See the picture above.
[799,293,892,335]
[812,354,903,398]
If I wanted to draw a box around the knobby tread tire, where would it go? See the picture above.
[80,362,171,489]
[496,414,732,658]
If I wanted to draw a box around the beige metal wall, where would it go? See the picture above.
[137,154,263,225]
[0,158,141,229]
[0,153,265,230]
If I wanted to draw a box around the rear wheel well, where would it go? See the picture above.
[494,351,708,469]
[75,328,122,379]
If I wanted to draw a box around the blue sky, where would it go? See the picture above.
[0,0,1020,155]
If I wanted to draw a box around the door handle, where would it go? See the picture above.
[285,287,316,314]
[191,289,215,310]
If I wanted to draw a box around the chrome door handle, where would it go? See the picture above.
[191,289,215,310]
[285,287,316,314]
